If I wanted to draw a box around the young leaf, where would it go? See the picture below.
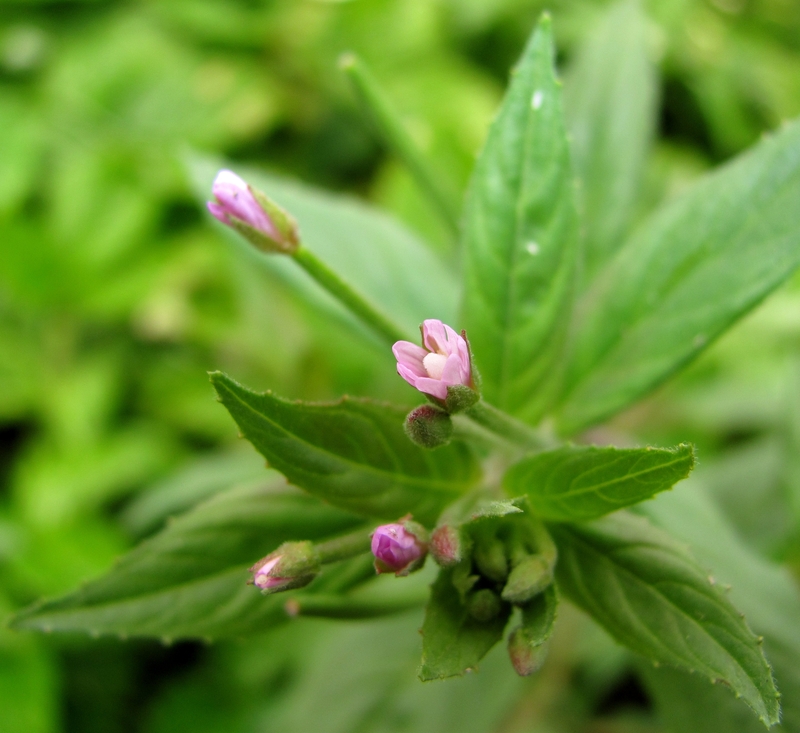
[558,119,800,434]
[503,444,695,521]
[188,154,458,341]
[419,567,511,681]
[461,14,580,425]
[551,512,780,727]
[564,0,658,282]
[10,480,364,640]
[211,373,480,525]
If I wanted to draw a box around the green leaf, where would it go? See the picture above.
[550,512,780,726]
[211,373,480,524]
[564,0,658,282]
[419,567,511,681]
[188,153,458,341]
[503,444,695,521]
[461,14,580,425]
[641,483,800,732]
[558,118,800,434]
[10,480,364,640]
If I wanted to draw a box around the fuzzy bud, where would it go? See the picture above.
[404,405,453,448]
[429,525,463,567]
[508,625,549,676]
[501,554,554,604]
[443,384,480,414]
[249,541,320,594]
[473,532,508,583]
[208,169,299,254]
[371,520,428,576]
[466,588,503,622]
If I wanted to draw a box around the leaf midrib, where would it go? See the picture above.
[218,380,467,495]
[560,525,771,715]
[542,451,689,500]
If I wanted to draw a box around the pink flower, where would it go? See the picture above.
[371,523,427,576]
[208,170,278,237]
[392,320,472,401]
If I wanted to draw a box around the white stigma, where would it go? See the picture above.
[423,353,448,380]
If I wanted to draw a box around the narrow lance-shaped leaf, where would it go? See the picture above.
[504,444,695,521]
[211,373,480,525]
[558,118,800,434]
[419,567,511,681]
[551,512,780,727]
[10,480,364,640]
[564,0,658,282]
[461,14,580,425]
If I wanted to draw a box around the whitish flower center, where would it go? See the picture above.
[423,353,448,380]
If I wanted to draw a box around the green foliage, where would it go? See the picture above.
[419,566,511,681]
[10,479,363,640]
[564,0,658,282]
[504,443,695,521]
[461,15,580,424]
[210,373,479,524]
[558,118,800,433]
[3,0,800,730]
[552,512,780,726]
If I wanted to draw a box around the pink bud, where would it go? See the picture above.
[248,541,320,594]
[207,170,299,253]
[251,556,287,591]
[208,170,277,235]
[392,320,473,402]
[371,523,427,576]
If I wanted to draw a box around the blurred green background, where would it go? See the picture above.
[2,0,800,731]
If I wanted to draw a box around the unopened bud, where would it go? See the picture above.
[473,532,508,582]
[501,554,553,604]
[404,405,453,448]
[444,384,480,414]
[430,525,463,566]
[208,170,299,254]
[249,541,320,594]
[371,520,428,576]
[466,588,502,622]
[508,625,549,676]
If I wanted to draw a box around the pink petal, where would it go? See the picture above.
[440,353,465,387]
[207,201,229,224]
[392,341,427,376]
[421,319,449,354]
[397,363,422,388]
[414,377,448,401]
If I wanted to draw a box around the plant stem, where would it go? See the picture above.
[339,53,461,238]
[465,400,551,451]
[315,528,373,565]
[292,245,409,345]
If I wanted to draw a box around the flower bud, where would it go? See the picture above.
[404,405,453,448]
[208,169,299,254]
[444,384,480,414]
[249,541,320,594]
[429,524,463,567]
[501,554,554,604]
[371,520,428,576]
[473,532,508,582]
[507,625,549,676]
[466,588,503,622]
